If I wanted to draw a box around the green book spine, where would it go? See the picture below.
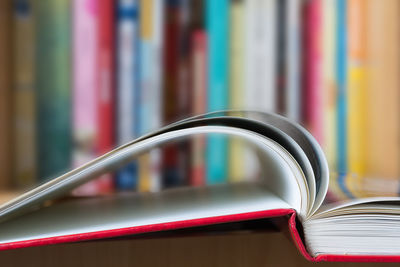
[35,0,71,181]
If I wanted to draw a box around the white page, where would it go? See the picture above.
[0,125,308,222]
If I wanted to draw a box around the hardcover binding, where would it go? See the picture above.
[1,209,400,262]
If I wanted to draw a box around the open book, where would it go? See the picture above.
[1,111,399,262]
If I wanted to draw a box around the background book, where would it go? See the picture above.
[302,0,323,144]
[206,0,229,185]
[362,0,400,195]
[0,0,13,190]
[35,0,71,181]
[228,0,245,183]
[162,0,191,188]
[116,0,139,190]
[95,0,117,193]
[13,0,36,188]
[0,0,398,204]
[72,0,113,196]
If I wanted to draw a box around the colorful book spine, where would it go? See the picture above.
[116,0,139,190]
[365,0,400,181]
[285,0,301,122]
[303,0,323,144]
[148,0,164,191]
[347,0,367,181]
[336,0,347,176]
[13,0,36,188]
[138,0,162,192]
[0,0,13,189]
[205,0,229,184]
[72,0,113,196]
[228,0,245,182]
[190,30,207,186]
[95,0,116,193]
[35,0,71,181]
[72,0,98,195]
[162,0,191,188]
[321,0,337,175]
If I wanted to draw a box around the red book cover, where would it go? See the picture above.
[1,207,400,262]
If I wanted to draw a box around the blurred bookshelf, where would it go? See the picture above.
[0,0,400,263]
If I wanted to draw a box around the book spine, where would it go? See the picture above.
[244,0,277,113]
[228,0,245,182]
[190,30,207,186]
[95,0,116,193]
[243,0,277,181]
[137,0,164,192]
[35,0,72,181]
[347,0,367,182]
[0,0,13,189]
[321,0,337,175]
[137,0,153,192]
[162,0,191,188]
[365,0,400,181]
[336,0,347,176]
[13,0,36,188]
[71,0,99,195]
[303,0,323,144]
[72,0,114,196]
[285,0,301,122]
[276,0,286,114]
[149,0,164,191]
[205,0,229,184]
[116,0,139,190]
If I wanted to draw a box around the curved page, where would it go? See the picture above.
[0,125,309,222]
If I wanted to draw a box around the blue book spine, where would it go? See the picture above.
[116,0,140,190]
[205,0,229,184]
[336,0,347,176]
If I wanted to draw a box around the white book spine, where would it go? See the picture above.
[285,0,301,122]
[244,0,277,112]
[150,0,164,192]
[117,0,138,144]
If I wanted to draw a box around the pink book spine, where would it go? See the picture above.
[72,0,104,196]
[303,0,323,144]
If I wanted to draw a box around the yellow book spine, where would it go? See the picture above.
[138,154,151,192]
[228,0,245,182]
[345,0,368,197]
[140,0,153,39]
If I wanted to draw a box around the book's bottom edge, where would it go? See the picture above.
[0,209,294,251]
[1,208,400,262]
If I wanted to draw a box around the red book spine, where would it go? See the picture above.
[302,0,323,144]
[190,30,207,186]
[96,0,115,192]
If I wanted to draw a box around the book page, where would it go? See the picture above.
[0,183,291,244]
[0,124,308,222]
